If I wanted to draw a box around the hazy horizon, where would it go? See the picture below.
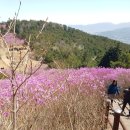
[0,0,130,25]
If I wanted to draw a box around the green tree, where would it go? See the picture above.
[99,45,121,67]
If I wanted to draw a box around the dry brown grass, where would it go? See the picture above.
[0,86,106,130]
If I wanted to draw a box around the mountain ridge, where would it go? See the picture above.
[97,27,130,44]
[1,20,130,68]
[70,22,130,34]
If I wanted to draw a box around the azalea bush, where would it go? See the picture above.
[0,67,130,129]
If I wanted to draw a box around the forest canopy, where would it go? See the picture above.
[1,20,130,68]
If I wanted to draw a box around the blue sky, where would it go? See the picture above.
[0,0,130,25]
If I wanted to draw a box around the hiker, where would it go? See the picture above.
[121,87,130,116]
[107,80,119,106]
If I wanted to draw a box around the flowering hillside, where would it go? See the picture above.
[3,33,25,45]
[0,67,130,107]
[0,67,130,129]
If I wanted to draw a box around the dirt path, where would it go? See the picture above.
[107,99,130,130]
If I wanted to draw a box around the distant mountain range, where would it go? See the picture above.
[70,22,130,44]
[98,27,130,44]
[70,22,130,33]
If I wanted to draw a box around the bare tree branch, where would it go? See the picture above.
[36,17,48,39]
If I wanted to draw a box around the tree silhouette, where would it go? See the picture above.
[99,44,121,67]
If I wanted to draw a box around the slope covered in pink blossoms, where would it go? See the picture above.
[0,67,130,108]
[3,33,25,45]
